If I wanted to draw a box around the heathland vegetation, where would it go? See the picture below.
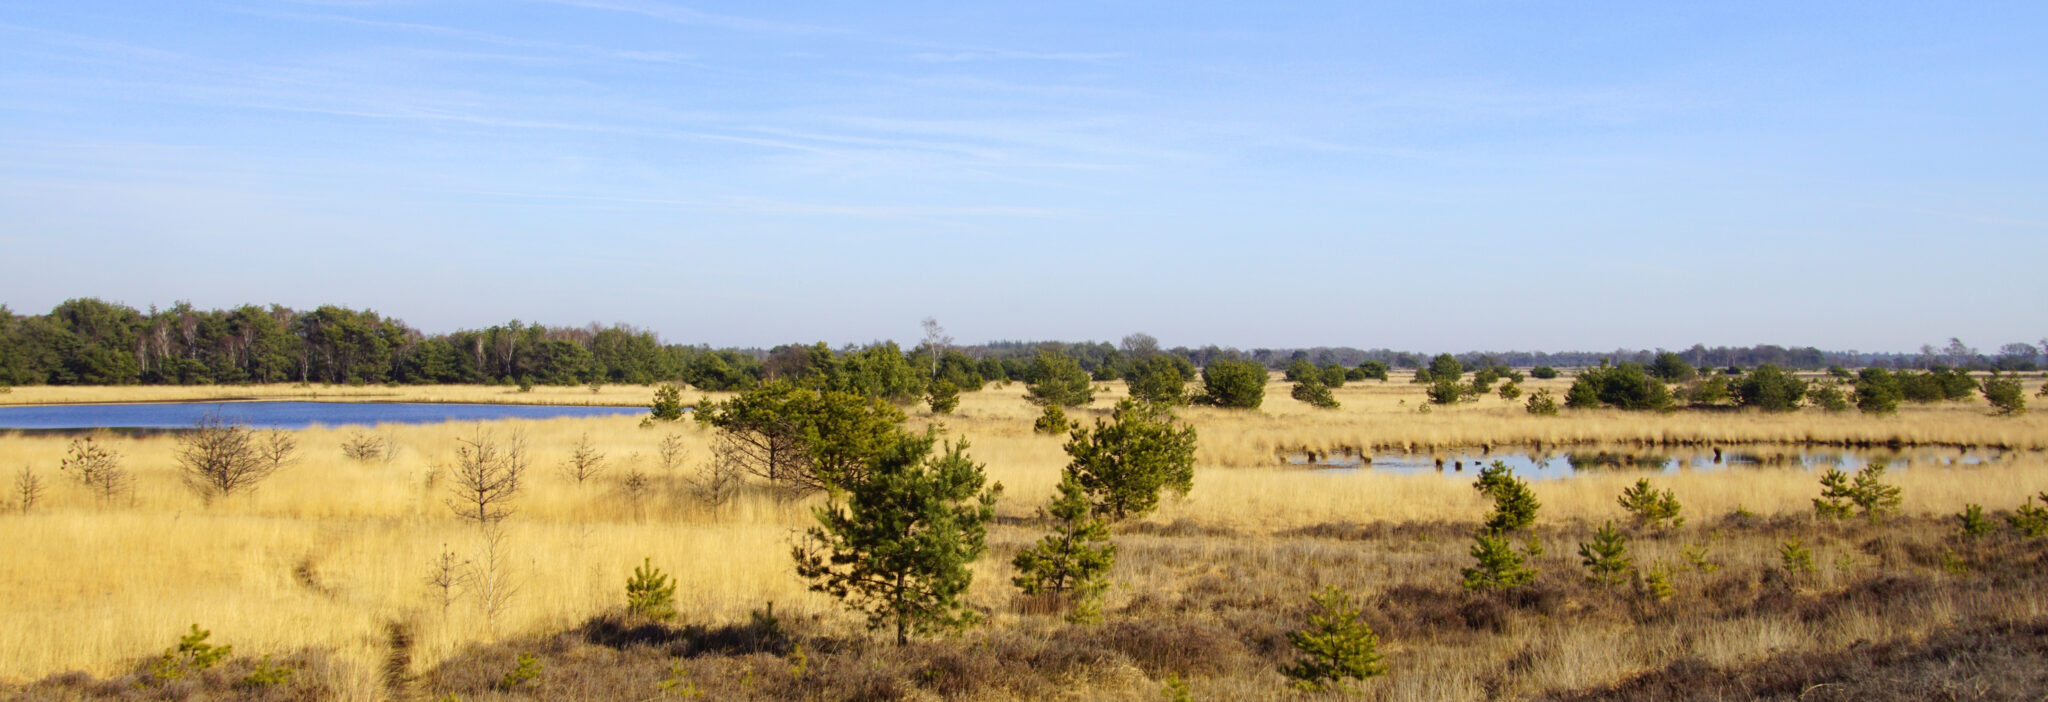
[3,317,2048,699]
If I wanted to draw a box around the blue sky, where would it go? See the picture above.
[3,2,2043,352]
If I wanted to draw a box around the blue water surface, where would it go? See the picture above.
[0,401,646,430]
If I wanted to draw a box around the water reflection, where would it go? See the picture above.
[1280,445,2011,480]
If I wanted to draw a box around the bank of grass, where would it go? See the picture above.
[0,379,2044,699]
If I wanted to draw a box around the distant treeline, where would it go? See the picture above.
[0,299,2040,388]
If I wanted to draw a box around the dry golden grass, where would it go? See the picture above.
[0,383,655,407]
[0,377,2044,699]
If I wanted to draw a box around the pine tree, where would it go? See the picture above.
[1011,472,1117,623]
[1291,379,1340,409]
[793,432,1001,645]
[1462,531,1536,591]
[1812,468,1855,520]
[1281,586,1387,692]
[1063,399,1198,522]
[1577,521,1632,587]
[1848,463,1902,524]
[625,557,677,622]
[1616,478,1684,531]
[1474,461,1540,533]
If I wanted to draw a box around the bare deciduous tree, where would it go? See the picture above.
[921,317,953,379]
[656,432,687,473]
[558,432,606,485]
[177,414,283,503]
[445,429,527,526]
[690,437,749,507]
[13,464,43,514]
[424,544,470,621]
[341,430,386,462]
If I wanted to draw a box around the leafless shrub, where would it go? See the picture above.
[14,464,43,514]
[176,414,283,503]
[446,429,527,526]
[341,430,387,462]
[689,437,748,507]
[559,433,606,485]
[60,435,129,505]
[426,545,471,620]
[470,525,519,636]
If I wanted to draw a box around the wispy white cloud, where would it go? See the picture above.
[524,0,840,36]
[909,49,1122,64]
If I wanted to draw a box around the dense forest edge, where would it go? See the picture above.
[1,298,2042,389]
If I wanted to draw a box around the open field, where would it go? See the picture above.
[2,378,2046,700]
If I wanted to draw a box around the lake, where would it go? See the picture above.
[0,401,648,431]
[1283,445,2016,480]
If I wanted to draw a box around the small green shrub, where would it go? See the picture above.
[2009,494,2048,537]
[1496,381,1522,401]
[499,653,542,690]
[1983,374,2027,416]
[1012,473,1116,624]
[149,624,233,682]
[626,558,678,622]
[1462,530,1537,591]
[926,379,960,415]
[1291,379,1339,409]
[1033,405,1069,435]
[239,656,294,688]
[1811,382,1850,412]
[1617,478,1684,531]
[1957,504,1991,538]
[1635,561,1676,601]
[1530,366,1559,380]
[1473,461,1539,533]
[1525,389,1559,416]
[1779,538,1815,580]
[1281,586,1387,692]
[648,383,686,422]
[1577,521,1633,587]
[1426,377,1464,405]
[1197,360,1267,409]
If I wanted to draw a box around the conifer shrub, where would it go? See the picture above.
[1012,473,1116,624]
[1530,366,1559,379]
[1811,463,1900,524]
[1982,374,2027,415]
[625,558,678,622]
[1291,379,1340,409]
[1956,504,1992,538]
[1577,521,1633,587]
[1617,478,1683,531]
[1281,586,1387,692]
[149,625,233,683]
[1525,388,1560,416]
[1034,404,1068,435]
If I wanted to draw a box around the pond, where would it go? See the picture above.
[0,401,649,431]
[1283,445,2017,481]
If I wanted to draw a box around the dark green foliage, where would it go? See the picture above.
[499,653,541,690]
[927,379,961,415]
[2009,495,2048,537]
[1473,461,1540,533]
[1578,521,1633,587]
[1723,365,1744,376]
[1428,354,1464,384]
[1525,389,1560,416]
[1957,504,1991,538]
[1897,366,1979,403]
[626,558,678,622]
[1530,366,1559,380]
[1011,473,1116,624]
[1566,363,1676,411]
[150,624,233,682]
[1688,375,1732,407]
[1319,364,1349,389]
[1283,360,1319,384]
[1827,365,1853,379]
[1779,538,1815,579]
[1462,531,1537,591]
[1033,405,1069,435]
[793,433,1001,645]
[1813,468,1855,520]
[1497,381,1523,401]
[1734,364,1807,412]
[1650,352,1696,383]
[1197,360,1267,409]
[1063,399,1198,522]
[1815,463,1902,523]
[648,383,686,422]
[240,656,294,688]
[1617,478,1684,531]
[1291,379,1340,409]
[1854,368,1902,414]
[1982,374,2026,415]
[1281,586,1387,691]
[1357,360,1390,381]
[1467,366,1498,396]
[1025,350,1095,408]
[1124,355,1190,405]
[1812,382,1850,412]
[697,380,907,495]
[1426,377,1464,405]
